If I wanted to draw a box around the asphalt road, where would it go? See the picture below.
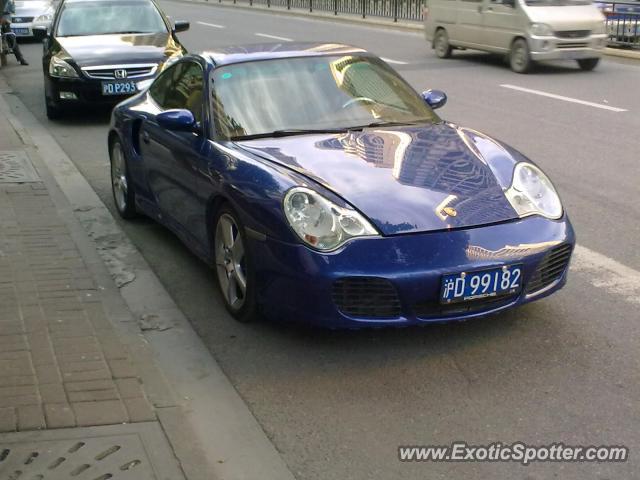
[3,5,640,479]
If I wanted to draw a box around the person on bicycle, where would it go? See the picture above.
[1,0,29,66]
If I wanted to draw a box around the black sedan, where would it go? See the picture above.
[34,0,189,119]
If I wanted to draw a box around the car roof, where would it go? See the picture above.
[201,42,370,67]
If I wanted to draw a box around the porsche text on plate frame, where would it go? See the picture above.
[108,42,575,328]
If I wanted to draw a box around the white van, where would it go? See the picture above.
[424,0,607,73]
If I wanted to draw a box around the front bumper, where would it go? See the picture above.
[10,21,50,38]
[528,34,607,61]
[251,215,575,328]
[45,74,151,107]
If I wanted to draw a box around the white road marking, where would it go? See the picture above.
[571,245,640,305]
[255,33,293,42]
[197,21,225,29]
[500,84,627,113]
[381,57,409,65]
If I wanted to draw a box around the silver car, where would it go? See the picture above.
[11,0,55,38]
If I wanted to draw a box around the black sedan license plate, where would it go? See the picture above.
[440,265,522,304]
[101,81,137,96]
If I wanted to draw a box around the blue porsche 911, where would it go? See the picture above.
[108,42,575,328]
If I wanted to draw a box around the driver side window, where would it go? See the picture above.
[149,61,204,123]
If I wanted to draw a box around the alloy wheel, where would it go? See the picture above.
[215,213,247,311]
[111,142,128,213]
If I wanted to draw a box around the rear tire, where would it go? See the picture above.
[509,38,532,74]
[434,29,453,59]
[577,58,600,71]
[213,204,258,323]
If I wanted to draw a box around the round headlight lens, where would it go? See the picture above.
[530,22,554,36]
[283,187,378,251]
[505,163,563,220]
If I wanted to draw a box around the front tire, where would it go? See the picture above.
[510,38,532,74]
[214,205,258,323]
[45,97,63,120]
[434,29,453,59]
[577,58,600,71]
[109,138,138,219]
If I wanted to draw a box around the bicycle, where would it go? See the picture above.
[0,25,12,67]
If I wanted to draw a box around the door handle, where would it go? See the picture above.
[142,131,150,144]
[477,5,483,12]
[486,6,493,10]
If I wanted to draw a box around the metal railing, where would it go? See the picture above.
[223,0,424,22]
[598,1,640,48]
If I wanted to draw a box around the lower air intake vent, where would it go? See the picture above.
[526,244,573,294]
[332,277,401,319]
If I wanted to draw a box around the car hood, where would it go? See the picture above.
[526,5,605,29]
[14,1,52,16]
[237,123,522,236]
[55,33,183,67]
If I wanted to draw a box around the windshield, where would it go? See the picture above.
[211,55,439,140]
[56,0,167,37]
[524,0,591,6]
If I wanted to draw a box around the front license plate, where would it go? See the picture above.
[12,28,30,36]
[101,81,137,96]
[440,265,522,304]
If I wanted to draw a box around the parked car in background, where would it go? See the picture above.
[10,0,54,38]
[34,0,189,119]
[424,0,607,73]
[108,43,575,328]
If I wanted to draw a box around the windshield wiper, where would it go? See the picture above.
[348,120,431,131]
[231,128,349,140]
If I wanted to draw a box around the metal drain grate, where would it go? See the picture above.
[0,151,40,183]
[0,423,184,480]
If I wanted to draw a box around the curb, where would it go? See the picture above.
[176,0,640,60]
[0,75,297,480]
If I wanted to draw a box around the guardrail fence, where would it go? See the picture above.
[223,0,424,22]
[599,1,640,48]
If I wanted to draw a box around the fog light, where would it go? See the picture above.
[59,92,77,100]
[542,41,550,50]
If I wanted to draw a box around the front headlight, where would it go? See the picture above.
[505,163,563,220]
[49,57,79,78]
[530,23,554,36]
[283,187,379,251]
[35,13,53,22]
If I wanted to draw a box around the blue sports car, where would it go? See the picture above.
[108,43,575,328]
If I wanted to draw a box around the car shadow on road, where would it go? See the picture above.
[452,51,588,75]
[54,106,113,126]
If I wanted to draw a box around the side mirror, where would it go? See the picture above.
[421,89,447,110]
[157,109,196,131]
[173,21,190,33]
[33,26,48,41]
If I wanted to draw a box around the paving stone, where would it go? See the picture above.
[72,400,129,426]
[123,397,156,422]
[39,383,67,404]
[61,369,111,383]
[115,378,144,399]
[0,394,40,408]
[68,388,119,403]
[34,364,62,384]
[44,403,76,428]
[64,379,117,392]
[0,407,16,432]
[17,404,45,431]
[108,359,137,379]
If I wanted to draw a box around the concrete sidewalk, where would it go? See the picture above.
[0,70,297,480]
[0,119,156,431]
